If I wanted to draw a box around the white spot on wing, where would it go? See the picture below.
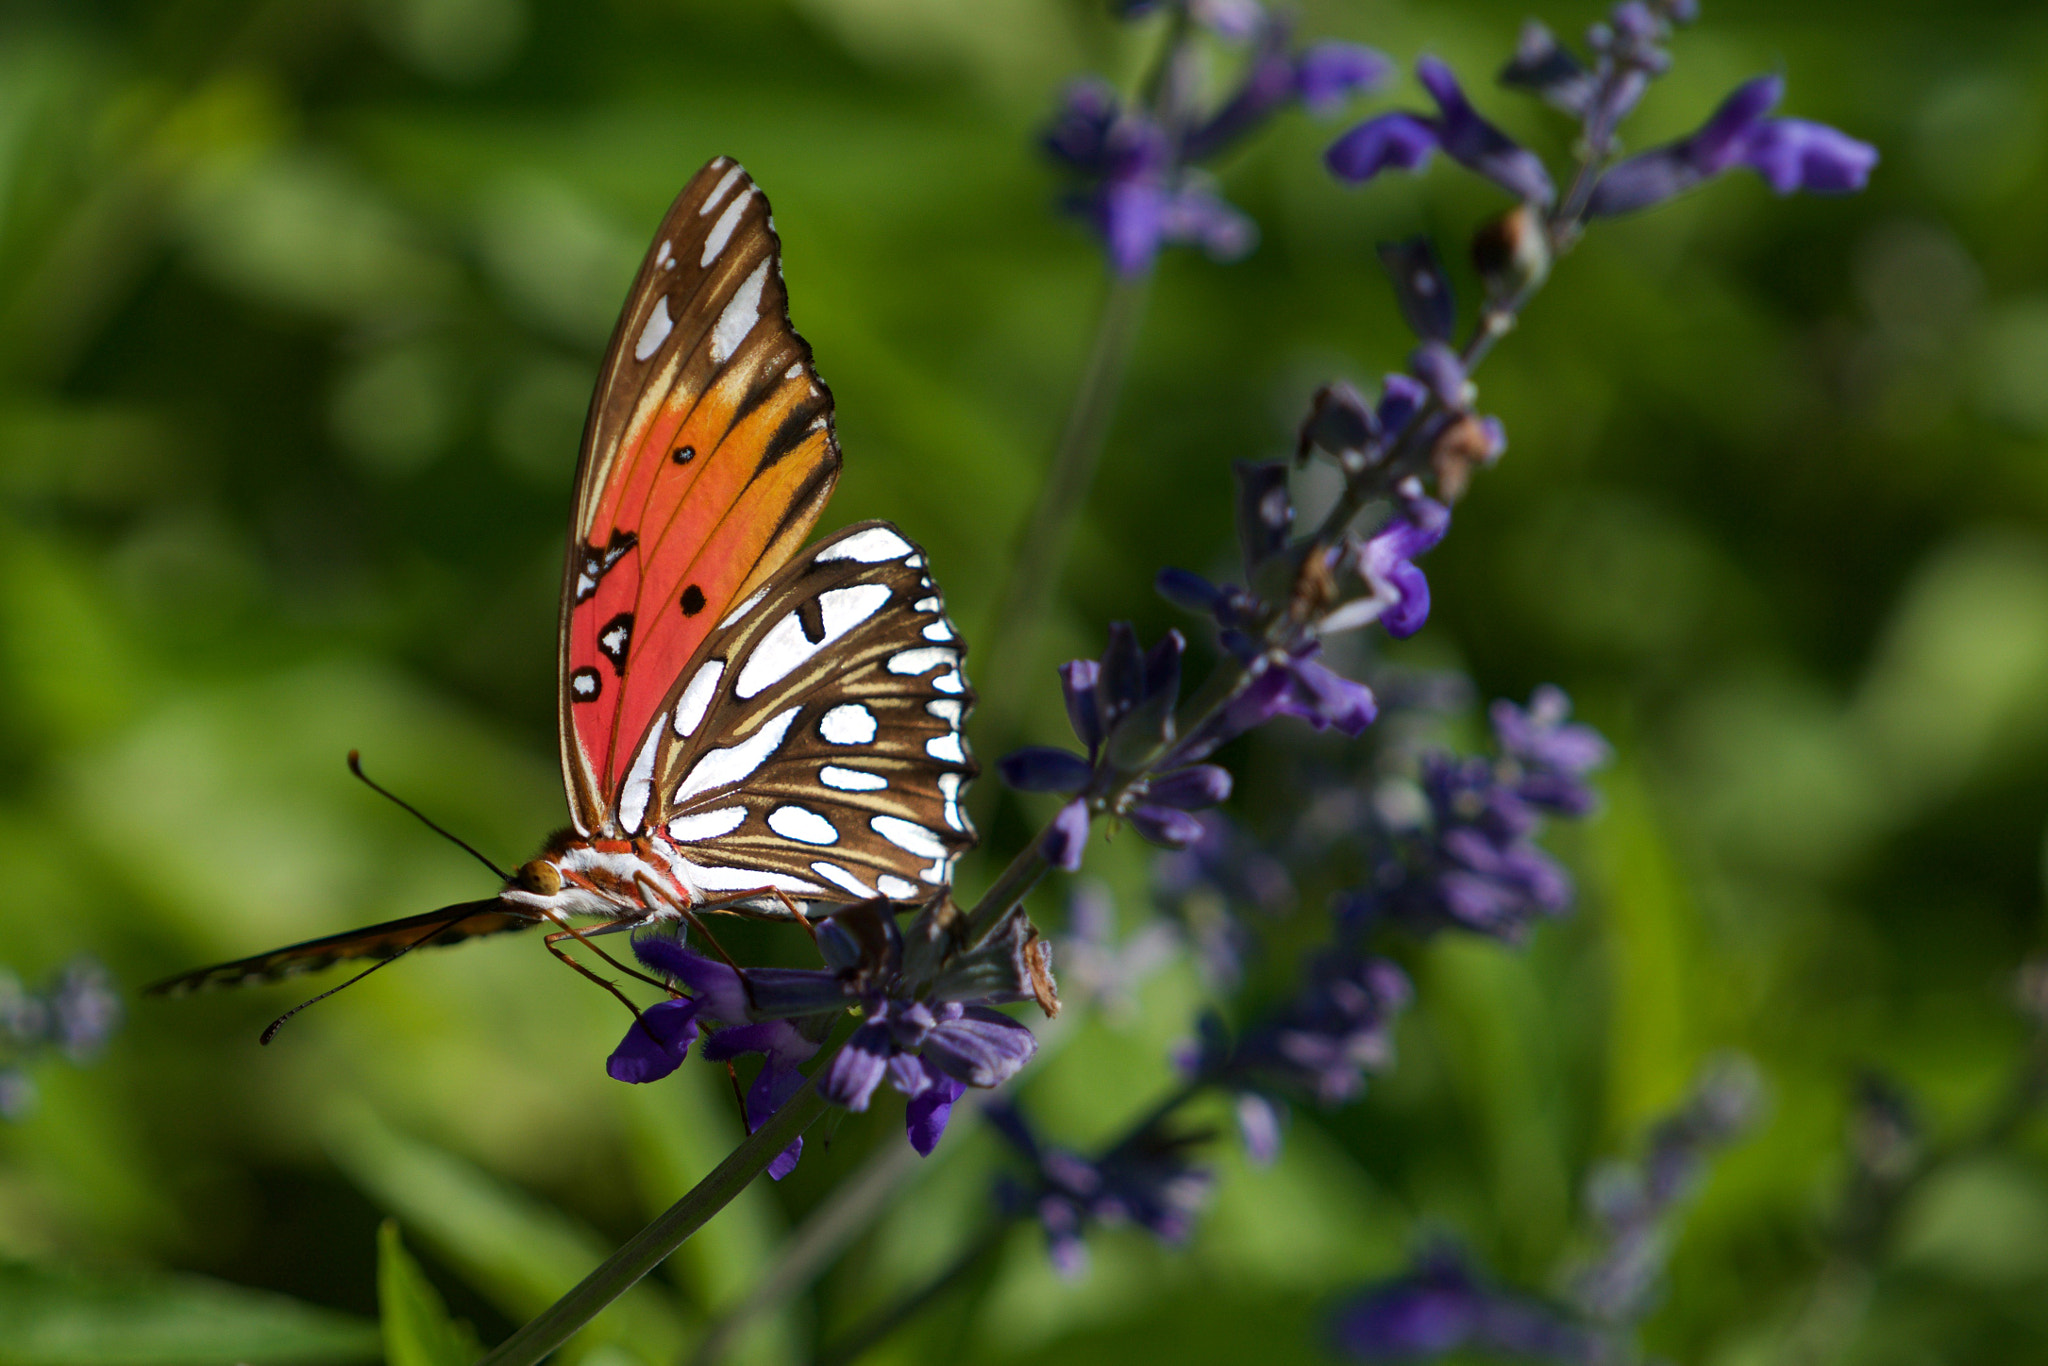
[922,620,954,642]
[913,596,940,612]
[820,703,876,745]
[816,526,914,564]
[926,733,967,764]
[701,187,752,265]
[876,875,919,900]
[709,260,770,364]
[656,239,674,269]
[811,861,874,897]
[634,296,672,362]
[872,815,947,859]
[682,861,818,895]
[784,363,804,380]
[735,583,892,699]
[675,707,800,804]
[926,699,963,724]
[888,647,953,677]
[768,805,839,845]
[669,806,746,841]
[932,671,965,695]
[720,586,769,629]
[938,772,967,831]
[618,724,663,833]
[700,163,744,216]
[673,659,725,737]
[820,765,887,792]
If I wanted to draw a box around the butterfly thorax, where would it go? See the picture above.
[505,835,692,926]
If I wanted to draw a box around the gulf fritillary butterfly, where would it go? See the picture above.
[151,159,976,1000]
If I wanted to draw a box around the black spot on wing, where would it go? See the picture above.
[570,666,603,701]
[681,584,707,616]
[597,612,634,674]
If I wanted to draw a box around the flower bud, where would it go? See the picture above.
[1470,203,1550,298]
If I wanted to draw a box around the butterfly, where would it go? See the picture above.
[150,158,976,1007]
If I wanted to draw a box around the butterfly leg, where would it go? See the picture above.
[539,913,673,1016]
[632,872,749,980]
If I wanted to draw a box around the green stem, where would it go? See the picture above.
[477,1076,832,1366]
[971,274,1152,763]
[685,1135,926,1366]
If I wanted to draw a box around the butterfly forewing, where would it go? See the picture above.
[561,158,841,834]
[614,520,976,906]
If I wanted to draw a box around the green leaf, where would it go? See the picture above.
[378,1222,481,1366]
[0,1259,377,1366]
[326,1106,684,1363]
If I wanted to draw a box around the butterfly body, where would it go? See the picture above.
[149,158,975,1000]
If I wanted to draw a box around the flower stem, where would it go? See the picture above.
[476,1075,833,1366]
[684,1133,926,1366]
[972,273,1152,764]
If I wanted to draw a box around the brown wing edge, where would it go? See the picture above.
[144,899,537,996]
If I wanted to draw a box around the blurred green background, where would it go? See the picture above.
[1,0,2045,1362]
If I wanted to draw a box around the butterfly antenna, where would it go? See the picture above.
[348,751,512,882]
[260,913,471,1045]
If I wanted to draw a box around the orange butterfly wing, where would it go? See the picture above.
[560,159,841,834]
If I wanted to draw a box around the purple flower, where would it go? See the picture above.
[1345,689,1608,944]
[1151,811,1291,987]
[1569,1056,1761,1324]
[1331,1246,1604,1363]
[1491,685,1611,816]
[1042,797,1092,871]
[821,998,1034,1156]
[991,1102,1215,1278]
[1187,25,1392,159]
[1205,951,1413,1108]
[809,907,1041,1154]
[1296,374,1429,474]
[1324,482,1451,638]
[1587,75,1876,216]
[1058,882,1181,1018]
[1328,57,1556,205]
[609,905,1043,1161]
[1047,14,1386,276]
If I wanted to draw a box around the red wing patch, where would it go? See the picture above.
[558,159,841,834]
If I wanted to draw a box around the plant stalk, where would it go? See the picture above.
[476,1077,832,1366]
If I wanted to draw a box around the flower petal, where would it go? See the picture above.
[606,998,701,1084]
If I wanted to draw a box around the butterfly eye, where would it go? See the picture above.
[517,860,563,895]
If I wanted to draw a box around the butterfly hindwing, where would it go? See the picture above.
[610,520,975,908]
[560,158,841,834]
